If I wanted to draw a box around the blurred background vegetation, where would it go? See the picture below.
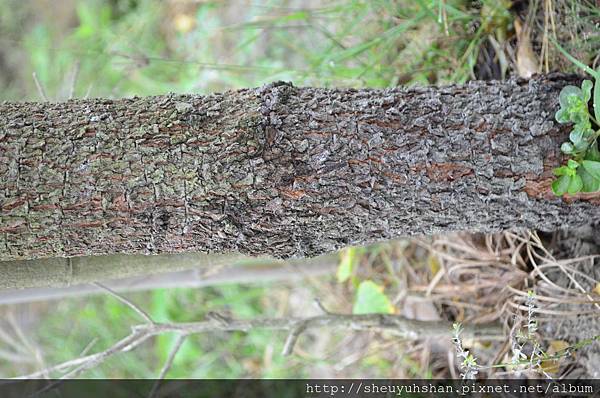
[0,0,598,378]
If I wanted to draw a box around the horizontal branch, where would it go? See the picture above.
[0,253,337,303]
[0,252,246,289]
[15,313,503,379]
[1,74,598,261]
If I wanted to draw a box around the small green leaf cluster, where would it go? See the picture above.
[453,290,598,378]
[451,322,479,379]
[550,39,600,196]
[553,79,600,195]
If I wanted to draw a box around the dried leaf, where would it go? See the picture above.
[427,254,440,275]
[515,19,538,78]
[540,340,570,375]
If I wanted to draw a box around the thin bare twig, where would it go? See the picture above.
[15,313,503,379]
[313,298,332,314]
[148,333,187,398]
[93,282,154,324]
[7,314,47,375]
[67,61,80,100]
[79,338,98,359]
[282,322,308,356]
[32,72,49,102]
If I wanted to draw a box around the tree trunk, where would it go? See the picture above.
[0,73,597,261]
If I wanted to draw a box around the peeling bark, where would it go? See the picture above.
[0,73,598,261]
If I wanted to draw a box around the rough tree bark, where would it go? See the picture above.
[0,73,598,261]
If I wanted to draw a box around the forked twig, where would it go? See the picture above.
[15,313,503,379]
[93,282,155,324]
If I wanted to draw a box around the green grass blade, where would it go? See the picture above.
[594,68,600,123]
[550,37,598,78]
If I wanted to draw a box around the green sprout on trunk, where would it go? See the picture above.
[551,40,600,196]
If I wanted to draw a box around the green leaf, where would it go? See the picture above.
[570,129,584,145]
[585,142,600,161]
[582,80,593,102]
[553,166,569,176]
[337,247,358,283]
[578,167,600,193]
[567,159,579,169]
[555,108,570,123]
[568,174,583,194]
[582,160,600,180]
[552,175,571,196]
[561,142,574,154]
[572,110,589,125]
[352,280,394,314]
[556,83,593,126]
[574,123,595,139]
[594,73,600,122]
[559,86,583,108]
[574,139,590,152]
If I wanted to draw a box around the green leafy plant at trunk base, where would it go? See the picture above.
[551,41,600,196]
